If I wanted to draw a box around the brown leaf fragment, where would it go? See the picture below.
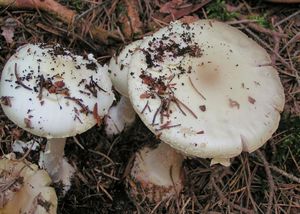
[119,0,143,39]
[140,92,153,99]
[24,118,33,129]
[179,15,199,24]
[248,96,256,104]
[0,96,13,107]
[93,103,101,126]
[162,0,212,23]
[54,80,65,88]
[1,26,14,44]
[160,1,182,14]
[229,98,240,109]
[1,18,17,44]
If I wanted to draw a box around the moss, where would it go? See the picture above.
[66,0,85,12]
[206,0,238,21]
[248,14,272,29]
[274,115,300,166]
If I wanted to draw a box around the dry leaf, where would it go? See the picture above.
[159,0,186,14]
[119,0,143,39]
[180,15,199,24]
[1,27,14,44]
[1,18,17,44]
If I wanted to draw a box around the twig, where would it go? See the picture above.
[274,10,300,27]
[11,140,36,162]
[256,150,275,214]
[270,165,300,183]
[271,34,281,65]
[210,176,254,214]
[242,26,299,80]
[14,63,32,91]
[0,0,121,43]
[225,5,287,38]
[279,32,300,54]
[188,77,206,100]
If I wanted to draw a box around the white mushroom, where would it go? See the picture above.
[126,143,184,203]
[127,20,285,166]
[108,40,142,97]
[0,43,115,188]
[0,153,57,214]
[104,96,136,137]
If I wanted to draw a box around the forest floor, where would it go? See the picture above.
[0,0,299,213]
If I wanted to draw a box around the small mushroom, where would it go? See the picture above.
[0,153,57,214]
[108,40,143,97]
[127,19,285,166]
[0,44,115,190]
[104,96,136,137]
[126,143,184,203]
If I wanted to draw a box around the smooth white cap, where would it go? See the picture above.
[108,40,142,97]
[0,44,115,138]
[128,20,285,164]
[0,154,57,214]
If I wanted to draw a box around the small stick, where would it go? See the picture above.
[188,77,206,100]
[0,0,121,43]
[242,27,298,80]
[274,10,300,27]
[173,96,198,119]
[14,63,32,91]
[210,176,254,214]
[256,150,275,214]
[270,165,300,183]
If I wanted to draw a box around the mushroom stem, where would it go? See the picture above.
[126,143,185,203]
[43,138,73,182]
[43,138,67,182]
[42,138,75,194]
[105,96,136,137]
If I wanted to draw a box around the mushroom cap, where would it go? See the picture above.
[0,44,115,138]
[128,20,285,162]
[0,154,57,214]
[108,40,142,97]
[126,143,184,203]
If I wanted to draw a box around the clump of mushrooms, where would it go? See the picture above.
[0,153,57,214]
[0,43,115,191]
[115,19,285,202]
